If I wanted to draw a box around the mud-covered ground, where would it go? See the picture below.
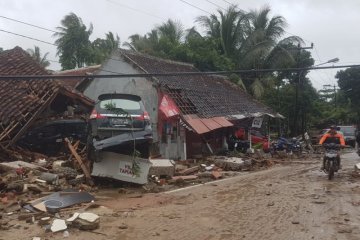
[3,151,360,240]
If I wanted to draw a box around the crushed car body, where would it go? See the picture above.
[88,93,153,184]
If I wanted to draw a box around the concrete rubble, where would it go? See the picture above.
[74,212,100,230]
[149,159,175,177]
[50,219,67,232]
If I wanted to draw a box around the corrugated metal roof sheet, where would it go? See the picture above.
[183,115,233,134]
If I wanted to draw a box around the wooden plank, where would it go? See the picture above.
[65,138,94,186]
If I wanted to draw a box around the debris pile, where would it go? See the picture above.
[145,151,274,191]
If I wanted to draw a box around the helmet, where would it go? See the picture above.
[330,125,337,130]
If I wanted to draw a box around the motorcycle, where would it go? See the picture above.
[322,143,341,180]
[227,135,250,153]
[270,137,302,156]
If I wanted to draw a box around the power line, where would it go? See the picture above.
[178,0,212,15]
[204,0,226,11]
[0,29,57,46]
[106,0,164,20]
[221,0,233,5]
[0,15,59,34]
[313,45,339,85]
[314,46,322,62]
[1,64,359,80]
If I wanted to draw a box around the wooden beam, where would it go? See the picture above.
[6,91,58,148]
[65,138,94,186]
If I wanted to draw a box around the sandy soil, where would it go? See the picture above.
[3,152,360,240]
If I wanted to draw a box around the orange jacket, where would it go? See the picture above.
[319,132,345,145]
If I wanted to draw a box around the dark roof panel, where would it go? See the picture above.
[120,50,273,118]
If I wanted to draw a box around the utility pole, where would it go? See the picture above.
[334,84,337,108]
[321,84,338,106]
[292,43,314,136]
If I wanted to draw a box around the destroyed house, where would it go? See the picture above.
[72,49,275,159]
[0,47,94,153]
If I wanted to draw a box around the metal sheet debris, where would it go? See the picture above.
[92,151,152,184]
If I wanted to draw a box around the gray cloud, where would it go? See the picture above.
[1,0,359,88]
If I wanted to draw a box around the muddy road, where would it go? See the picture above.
[104,152,360,240]
[4,152,360,240]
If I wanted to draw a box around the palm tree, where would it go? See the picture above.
[27,46,50,68]
[53,12,93,69]
[123,31,159,54]
[238,5,302,97]
[196,5,303,98]
[91,31,120,64]
[196,6,249,58]
[238,6,300,69]
[104,31,120,52]
[156,19,184,44]
[185,27,203,42]
[123,19,184,55]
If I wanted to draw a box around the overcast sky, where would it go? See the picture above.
[1,0,359,89]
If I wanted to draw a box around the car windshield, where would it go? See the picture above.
[100,99,141,111]
[340,127,355,135]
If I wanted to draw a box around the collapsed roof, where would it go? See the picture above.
[119,49,275,120]
[0,47,94,148]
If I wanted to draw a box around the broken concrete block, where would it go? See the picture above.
[52,160,66,169]
[246,148,255,154]
[32,237,41,240]
[205,165,215,171]
[25,184,46,193]
[66,212,80,224]
[355,163,360,170]
[39,173,59,185]
[149,159,175,177]
[74,212,100,230]
[38,217,51,226]
[211,171,222,180]
[50,219,67,232]
[214,157,247,171]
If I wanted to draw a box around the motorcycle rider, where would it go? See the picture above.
[319,125,345,170]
